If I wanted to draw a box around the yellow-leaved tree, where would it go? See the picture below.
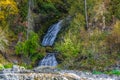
[0,0,18,53]
[0,0,18,20]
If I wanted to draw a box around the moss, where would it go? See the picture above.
[4,63,13,69]
[45,47,54,52]
[92,71,102,74]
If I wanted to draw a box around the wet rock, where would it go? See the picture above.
[33,66,58,73]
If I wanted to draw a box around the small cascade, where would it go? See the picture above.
[27,0,34,39]
[39,20,63,67]
[38,53,58,66]
[42,20,63,46]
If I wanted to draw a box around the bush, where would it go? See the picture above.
[36,0,58,14]
[0,63,4,70]
[93,70,120,75]
[55,25,115,70]
[15,31,44,65]
[54,14,85,69]
[4,63,13,69]
[105,70,120,75]
[55,35,81,58]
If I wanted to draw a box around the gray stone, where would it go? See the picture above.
[0,65,120,80]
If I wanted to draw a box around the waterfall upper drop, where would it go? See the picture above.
[42,20,63,46]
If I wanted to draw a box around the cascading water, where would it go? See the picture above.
[39,20,63,66]
[39,53,58,66]
[42,20,63,46]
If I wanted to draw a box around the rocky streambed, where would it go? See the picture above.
[0,65,120,80]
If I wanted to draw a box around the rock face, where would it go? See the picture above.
[0,65,120,80]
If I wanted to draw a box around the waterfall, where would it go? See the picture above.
[39,20,63,67]
[27,0,34,39]
[42,20,63,46]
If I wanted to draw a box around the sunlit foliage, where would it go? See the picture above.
[15,31,45,64]
[55,0,120,70]
[0,0,18,20]
[0,27,8,53]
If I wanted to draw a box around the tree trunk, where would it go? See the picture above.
[84,0,88,30]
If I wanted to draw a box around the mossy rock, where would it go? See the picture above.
[45,47,54,52]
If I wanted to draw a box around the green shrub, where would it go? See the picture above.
[93,70,120,75]
[41,2,57,13]
[0,63,4,70]
[15,31,43,64]
[4,63,13,69]
[36,0,58,14]
[55,30,83,59]
[105,70,120,75]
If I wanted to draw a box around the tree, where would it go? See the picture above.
[0,0,18,25]
[84,0,89,30]
[109,0,120,19]
[0,0,18,53]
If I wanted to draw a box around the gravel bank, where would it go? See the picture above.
[0,65,120,80]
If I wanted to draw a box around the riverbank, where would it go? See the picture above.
[0,65,120,80]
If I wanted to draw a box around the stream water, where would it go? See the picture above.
[42,20,63,46]
[27,0,61,67]
[39,20,63,66]
[38,53,58,66]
